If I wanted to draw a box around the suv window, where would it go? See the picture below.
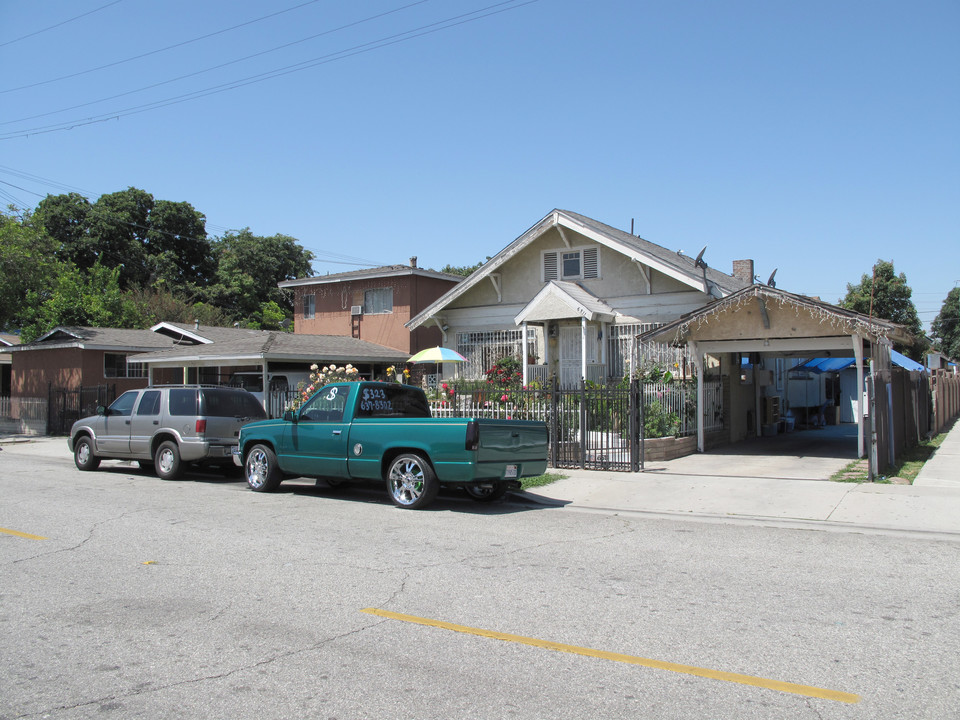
[168,389,199,416]
[200,388,267,419]
[108,391,139,417]
[137,390,161,416]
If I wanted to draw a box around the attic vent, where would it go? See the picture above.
[543,251,558,281]
[582,247,599,279]
[350,305,363,316]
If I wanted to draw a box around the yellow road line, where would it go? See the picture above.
[0,526,47,540]
[361,608,860,704]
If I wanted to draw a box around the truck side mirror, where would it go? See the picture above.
[96,406,108,416]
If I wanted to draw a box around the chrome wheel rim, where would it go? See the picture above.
[76,442,90,465]
[388,459,424,506]
[246,449,267,490]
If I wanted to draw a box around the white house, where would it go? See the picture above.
[407,209,752,386]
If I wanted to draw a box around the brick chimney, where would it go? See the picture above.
[409,256,418,268]
[732,259,754,284]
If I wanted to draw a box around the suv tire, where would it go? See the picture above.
[155,440,184,480]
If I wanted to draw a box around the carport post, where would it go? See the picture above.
[853,334,865,458]
[689,341,705,452]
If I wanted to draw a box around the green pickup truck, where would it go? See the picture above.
[232,381,548,509]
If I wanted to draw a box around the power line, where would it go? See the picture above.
[0,0,128,49]
[0,0,538,141]
[0,0,432,127]
[0,0,331,95]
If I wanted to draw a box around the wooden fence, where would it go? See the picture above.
[931,369,960,435]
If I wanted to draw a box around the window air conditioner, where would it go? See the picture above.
[351,305,363,316]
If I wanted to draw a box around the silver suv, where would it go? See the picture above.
[68,385,267,479]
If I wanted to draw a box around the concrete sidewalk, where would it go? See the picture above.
[523,421,960,537]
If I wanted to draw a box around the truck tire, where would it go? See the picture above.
[245,444,283,492]
[73,436,100,471]
[385,453,439,509]
[464,482,509,502]
[155,441,184,480]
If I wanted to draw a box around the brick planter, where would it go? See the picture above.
[642,435,697,462]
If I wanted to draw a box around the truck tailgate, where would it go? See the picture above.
[475,419,548,464]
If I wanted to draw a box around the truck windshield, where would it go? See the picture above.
[355,385,430,419]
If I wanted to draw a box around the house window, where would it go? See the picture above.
[303,294,315,320]
[543,247,599,281]
[364,287,393,314]
[456,330,539,380]
[104,353,147,379]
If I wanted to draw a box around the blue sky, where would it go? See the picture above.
[1,1,957,330]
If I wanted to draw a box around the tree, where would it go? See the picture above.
[930,287,960,360]
[35,188,213,293]
[33,192,93,267]
[440,259,488,277]
[146,199,213,289]
[0,209,60,331]
[20,261,146,342]
[839,259,927,360]
[204,229,314,320]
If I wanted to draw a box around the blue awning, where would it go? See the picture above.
[793,350,924,374]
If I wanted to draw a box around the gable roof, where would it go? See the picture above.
[11,326,176,352]
[515,281,617,324]
[0,334,20,347]
[278,264,463,288]
[131,331,407,367]
[640,284,915,348]
[407,209,749,330]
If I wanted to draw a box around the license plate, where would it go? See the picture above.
[504,464,518,479]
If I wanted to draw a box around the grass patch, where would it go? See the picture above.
[830,429,949,484]
[521,472,566,490]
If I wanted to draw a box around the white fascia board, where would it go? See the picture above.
[140,352,266,367]
[407,213,560,330]
[555,214,709,294]
[150,322,213,344]
[696,336,854,355]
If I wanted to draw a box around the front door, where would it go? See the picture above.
[559,326,582,387]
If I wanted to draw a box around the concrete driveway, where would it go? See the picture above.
[650,424,859,481]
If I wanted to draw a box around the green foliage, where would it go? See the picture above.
[839,259,927,360]
[643,400,680,438]
[439,259,488,277]
[930,287,960,360]
[20,262,146,342]
[0,209,59,331]
[204,229,314,319]
[29,189,316,330]
[485,356,524,391]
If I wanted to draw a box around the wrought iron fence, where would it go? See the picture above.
[47,384,116,435]
[427,378,723,472]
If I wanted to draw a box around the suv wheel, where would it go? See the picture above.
[155,441,184,480]
[73,436,101,471]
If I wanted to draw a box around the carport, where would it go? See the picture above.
[641,285,916,474]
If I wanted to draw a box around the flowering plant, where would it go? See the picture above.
[385,365,411,383]
[485,356,523,388]
[287,363,360,411]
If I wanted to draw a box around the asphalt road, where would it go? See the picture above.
[2,445,959,719]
